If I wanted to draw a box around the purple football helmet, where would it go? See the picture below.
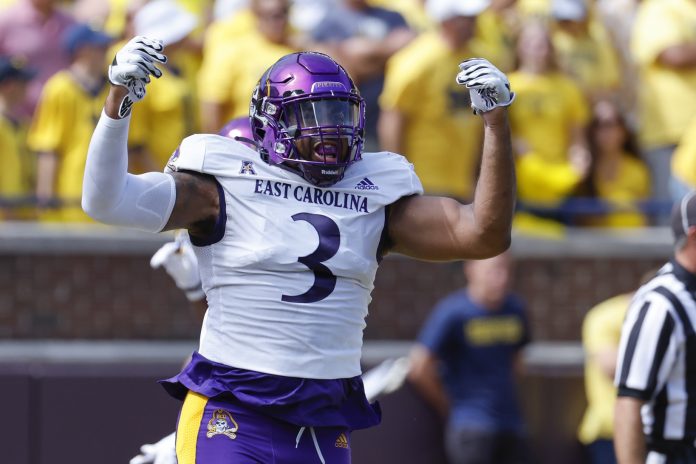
[250,52,365,187]
[218,116,255,148]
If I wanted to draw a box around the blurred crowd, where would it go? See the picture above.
[0,0,694,235]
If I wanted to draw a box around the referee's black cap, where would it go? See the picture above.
[671,190,696,245]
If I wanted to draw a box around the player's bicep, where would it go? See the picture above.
[388,195,484,260]
[165,171,220,235]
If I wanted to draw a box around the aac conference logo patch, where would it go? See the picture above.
[206,409,239,440]
[240,161,257,175]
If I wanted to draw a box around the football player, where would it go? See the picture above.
[84,36,515,463]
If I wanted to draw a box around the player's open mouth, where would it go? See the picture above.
[313,141,339,162]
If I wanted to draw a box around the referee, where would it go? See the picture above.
[615,190,696,464]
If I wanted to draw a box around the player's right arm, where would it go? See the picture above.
[83,36,219,236]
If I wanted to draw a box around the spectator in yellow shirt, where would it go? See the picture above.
[631,0,696,214]
[578,292,632,464]
[197,0,298,133]
[574,99,651,227]
[550,0,621,103]
[474,0,523,74]
[0,56,35,220]
[28,23,112,222]
[309,0,415,152]
[508,20,590,235]
[367,0,433,33]
[378,0,488,201]
[672,115,696,201]
[127,0,199,173]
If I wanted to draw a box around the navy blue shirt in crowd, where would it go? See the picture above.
[417,289,531,432]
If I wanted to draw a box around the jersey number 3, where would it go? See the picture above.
[282,213,340,304]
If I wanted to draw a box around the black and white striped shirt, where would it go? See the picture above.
[616,260,696,443]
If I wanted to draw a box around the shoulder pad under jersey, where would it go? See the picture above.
[166,134,259,176]
[340,151,423,205]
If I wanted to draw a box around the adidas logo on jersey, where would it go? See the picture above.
[335,432,349,449]
[355,178,379,190]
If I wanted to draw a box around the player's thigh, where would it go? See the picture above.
[175,391,352,464]
[273,424,352,464]
[175,391,273,463]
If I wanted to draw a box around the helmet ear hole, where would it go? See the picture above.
[253,126,265,141]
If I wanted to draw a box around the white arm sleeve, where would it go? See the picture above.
[82,110,176,232]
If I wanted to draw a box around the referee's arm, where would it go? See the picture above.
[615,396,646,464]
[613,295,678,464]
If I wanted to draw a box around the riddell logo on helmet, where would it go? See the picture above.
[322,169,340,175]
[311,82,346,92]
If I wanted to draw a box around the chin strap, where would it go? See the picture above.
[233,136,260,148]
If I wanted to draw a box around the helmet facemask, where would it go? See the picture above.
[278,92,364,186]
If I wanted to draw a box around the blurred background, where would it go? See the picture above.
[0,0,691,462]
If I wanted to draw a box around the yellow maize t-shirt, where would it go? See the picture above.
[508,70,589,164]
[380,32,483,199]
[578,293,631,444]
[593,154,651,227]
[27,70,108,222]
[631,0,696,148]
[0,114,33,219]
[553,21,621,98]
[130,68,195,171]
[198,30,297,125]
[673,115,696,188]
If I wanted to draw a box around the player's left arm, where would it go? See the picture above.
[389,108,514,260]
[388,58,515,261]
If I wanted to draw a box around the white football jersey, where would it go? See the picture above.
[170,134,423,379]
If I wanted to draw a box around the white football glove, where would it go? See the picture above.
[362,357,411,402]
[456,58,515,115]
[129,432,176,464]
[150,232,204,302]
[108,36,167,118]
